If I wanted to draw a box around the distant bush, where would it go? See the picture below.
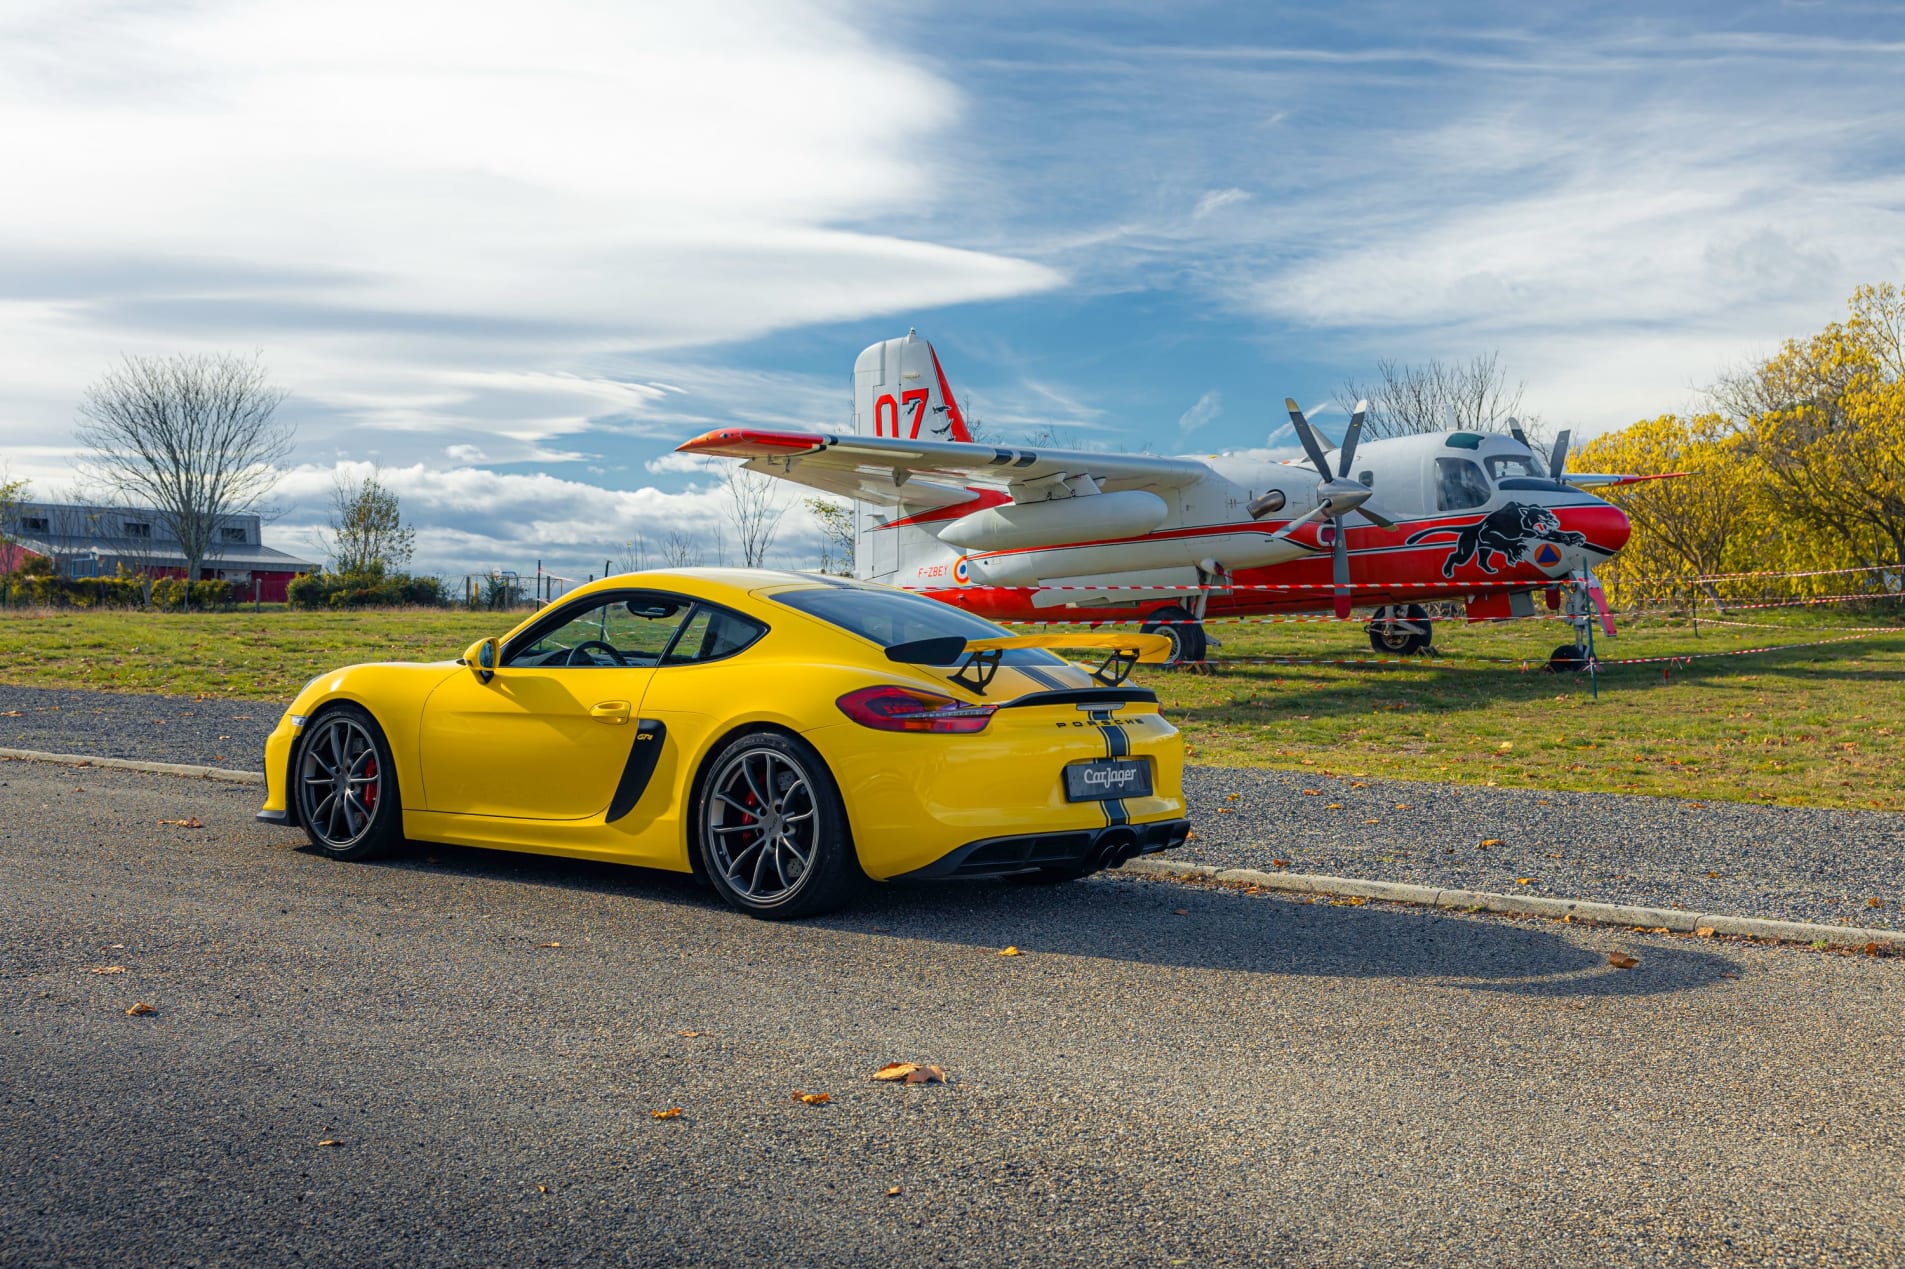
[287,569,447,610]
[0,572,230,610]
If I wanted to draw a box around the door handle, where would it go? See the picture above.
[590,700,631,725]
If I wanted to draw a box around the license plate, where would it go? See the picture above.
[1063,759,1152,802]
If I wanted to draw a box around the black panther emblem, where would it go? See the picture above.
[1404,502,1587,579]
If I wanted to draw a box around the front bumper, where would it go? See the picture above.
[895,817,1191,880]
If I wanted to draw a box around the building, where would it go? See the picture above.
[1,501,318,603]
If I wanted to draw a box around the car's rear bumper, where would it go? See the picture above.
[895,817,1190,880]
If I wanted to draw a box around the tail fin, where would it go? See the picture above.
[851,330,973,443]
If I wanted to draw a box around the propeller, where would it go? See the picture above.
[1547,429,1572,481]
[1280,398,1402,619]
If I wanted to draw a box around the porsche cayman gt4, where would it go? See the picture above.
[257,569,1190,917]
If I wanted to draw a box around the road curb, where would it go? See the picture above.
[0,747,265,786]
[1120,858,1905,951]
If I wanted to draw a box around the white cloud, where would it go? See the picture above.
[1192,189,1251,220]
[0,0,1062,468]
[1176,389,1223,433]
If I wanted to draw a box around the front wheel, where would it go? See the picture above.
[1367,604,1433,655]
[696,731,862,919]
[294,705,404,860]
[1140,605,1207,665]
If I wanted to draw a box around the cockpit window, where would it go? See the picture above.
[1486,454,1544,481]
[1435,458,1492,511]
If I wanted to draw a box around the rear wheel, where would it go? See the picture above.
[696,731,862,919]
[1140,605,1207,665]
[294,705,403,860]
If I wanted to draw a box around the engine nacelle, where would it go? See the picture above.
[937,490,1169,552]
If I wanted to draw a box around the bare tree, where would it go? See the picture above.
[659,530,702,567]
[0,465,28,573]
[620,534,646,574]
[721,464,789,568]
[321,468,414,576]
[1339,351,1528,440]
[75,352,293,607]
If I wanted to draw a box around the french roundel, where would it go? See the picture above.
[953,557,971,584]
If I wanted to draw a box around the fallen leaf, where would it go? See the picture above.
[1497,741,1513,750]
[1301,788,1322,796]
[125,1001,156,1016]
[537,1185,548,1194]
[1270,858,1290,868]
[1695,927,1716,938]
[885,1186,902,1198]
[676,1030,706,1038]
[650,1107,684,1120]
[0,709,20,716]
[1325,803,1343,810]
[872,1063,947,1085]
[88,966,127,975]
[1868,898,1884,909]
[1171,908,1189,916]
[1515,878,1536,886]
[1349,781,1369,789]
[536,942,563,948]
[1478,838,1502,848]
[998,946,1021,957]
[1863,942,1882,957]
[316,1139,342,1147]
[792,1091,831,1105]
[1706,871,1722,878]
[1720,971,1739,979]
[1607,952,1640,970]
[102,943,125,949]
[1362,818,1380,825]
[1393,803,1409,810]
[1224,792,1239,801]
[156,817,204,828]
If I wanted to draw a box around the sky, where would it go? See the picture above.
[2,0,1902,580]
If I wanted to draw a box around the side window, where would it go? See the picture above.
[505,592,695,668]
[663,605,767,665]
[1435,458,1491,511]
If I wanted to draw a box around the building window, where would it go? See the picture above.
[123,521,152,538]
[220,526,247,544]
[22,516,47,533]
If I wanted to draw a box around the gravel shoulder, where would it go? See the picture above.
[5,681,1900,931]
[3,763,1902,1268]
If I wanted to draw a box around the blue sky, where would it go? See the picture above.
[2,0,1902,578]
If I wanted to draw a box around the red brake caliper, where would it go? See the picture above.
[362,756,378,811]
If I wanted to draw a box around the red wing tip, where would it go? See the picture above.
[675,428,825,455]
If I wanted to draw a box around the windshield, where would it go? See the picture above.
[1486,454,1545,481]
[772,584,1065,666]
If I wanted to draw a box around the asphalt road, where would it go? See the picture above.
[3,762,1901,1266]
[3,682,1901,931]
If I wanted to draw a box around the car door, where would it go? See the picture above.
[417,590,696,820]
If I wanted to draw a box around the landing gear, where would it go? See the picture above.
[1547,571,1597,674]
[1140,604,1207,665]
[1548,643,1589,673]
[1366,604,1433,656]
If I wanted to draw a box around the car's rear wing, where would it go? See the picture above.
[885,632,1172,694]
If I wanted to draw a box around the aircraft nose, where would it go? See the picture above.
[1600,502,1632,554]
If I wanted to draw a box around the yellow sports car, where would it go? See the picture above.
[257,569,1189,917]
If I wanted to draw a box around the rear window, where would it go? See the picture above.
[771,584,1064,666]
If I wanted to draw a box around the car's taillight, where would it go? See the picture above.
[836,685,997,733]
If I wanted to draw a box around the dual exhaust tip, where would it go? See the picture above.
[1091,829,1141,872]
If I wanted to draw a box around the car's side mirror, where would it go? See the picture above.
[464,637,500,683]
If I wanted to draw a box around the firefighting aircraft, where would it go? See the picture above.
[676,332,1671,667]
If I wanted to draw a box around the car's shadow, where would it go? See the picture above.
[351,843,1736,1001]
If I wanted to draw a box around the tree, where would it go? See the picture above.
[659,530,702,567]
[74,352,294,606]
[721,464,789,568]
[0,466,28,574]
[805,496,855,575]
[1339,351,1530,440]
[1710,282,1905,574]
[322,468,415,576]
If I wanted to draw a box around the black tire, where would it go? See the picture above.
[695,731,862,919]
[1367,603,1433,656]
[294,704,404,861]
[1548,643,1590,673]
[1140,605,1207,665]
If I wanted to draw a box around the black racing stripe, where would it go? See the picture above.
[1089,710,1131,827]
[1017,664,1067,690]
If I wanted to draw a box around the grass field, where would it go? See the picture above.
[2,602,1902,810]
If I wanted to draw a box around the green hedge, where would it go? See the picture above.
[286,570,446,609]
[0,573,231,609]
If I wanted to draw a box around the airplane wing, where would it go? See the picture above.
[1563,471,1692,489]
[675,427,1210,509]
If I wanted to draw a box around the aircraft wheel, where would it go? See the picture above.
[1366,604,1433,656]
[1141,606,1207,665]
[1548,643,1590,673]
